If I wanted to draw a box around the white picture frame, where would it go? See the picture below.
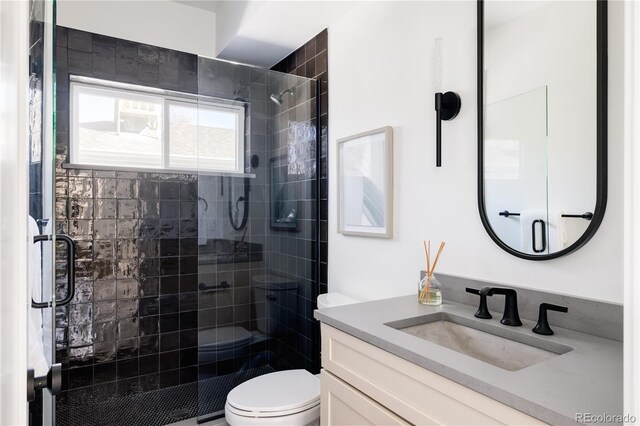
[337,126,393,238]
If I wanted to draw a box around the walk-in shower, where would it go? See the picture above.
[27,15,323,424]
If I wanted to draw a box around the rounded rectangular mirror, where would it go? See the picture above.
[478,0,607,260]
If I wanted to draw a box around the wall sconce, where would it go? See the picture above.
[433,37,461,167]
[434,92,461,167]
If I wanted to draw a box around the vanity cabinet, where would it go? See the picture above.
[320,324,546,426]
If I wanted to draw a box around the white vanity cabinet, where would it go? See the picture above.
[320,324,546,426]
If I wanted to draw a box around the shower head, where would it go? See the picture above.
[270,88,295,105]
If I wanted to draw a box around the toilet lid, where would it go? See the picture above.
[226,370,320,415]
[198,326,252,351]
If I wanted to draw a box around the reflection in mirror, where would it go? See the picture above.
[479,0,606,259]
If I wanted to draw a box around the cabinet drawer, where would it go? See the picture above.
[321,324,545,426]
[321,370,409,426]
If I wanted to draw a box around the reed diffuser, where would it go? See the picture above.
[418,240,445,305]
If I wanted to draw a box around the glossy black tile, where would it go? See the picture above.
[139,180,159,200]
[94,361,117,384]
[160,181,180,199]
[117,358,139,380]
[160,276,180,295]
[68,365,93,389]
[159,295,179,314]
[138,239,159,259]
[138,297,159,317]
[139,335,159,356]
[179,329,197,349]
[139,258,159,278]
[139,354,159,375]
[179,311,197,330]
[159,351,179,371]
[139,278,159,297]
[94,341,117,363]
[179,239,198,256]
[160,239,180,257]
[159,200,180,218]
[159,219,179,238]
[179,348,197,368]
[139,315,159,336]
[159,258,179,276]
[159,314,179,334]
[180,182,197,201]
[117,336,139,359]
[138,44,159,65]
[179,256,197,275]
[118,319,138,340]
[159,371,180,389]
[160,332,179,352]
[179,275,198,293]
[179,293,198,312]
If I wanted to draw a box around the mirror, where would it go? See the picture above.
[478,0,607,260]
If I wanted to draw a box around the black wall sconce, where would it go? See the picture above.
[434,91,461,167]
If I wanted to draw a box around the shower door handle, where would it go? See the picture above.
[27,363,62,402]
[531,220,547,253]
[32,234,75,308]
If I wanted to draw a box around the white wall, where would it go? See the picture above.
[328,1,624,303]
[0,0,30,422]
[57,0,216,58]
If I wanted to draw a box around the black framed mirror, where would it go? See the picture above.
[478,0,607,260]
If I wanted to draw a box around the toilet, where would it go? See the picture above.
[224,292,360,425]
[198,274,299,366]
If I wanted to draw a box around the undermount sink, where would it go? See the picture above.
[385,312,573,371]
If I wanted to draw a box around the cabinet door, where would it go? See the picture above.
[321,370,409,426]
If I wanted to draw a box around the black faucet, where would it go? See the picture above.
[465,287,493,319]
[478,287,522,326]
[533,303,568,335]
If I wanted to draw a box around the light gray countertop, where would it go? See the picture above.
[314,295,623,425]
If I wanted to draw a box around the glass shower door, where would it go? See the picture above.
[196,58,320,421]
[27,0,65,424]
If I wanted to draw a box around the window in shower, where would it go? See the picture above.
[69,77,245,173]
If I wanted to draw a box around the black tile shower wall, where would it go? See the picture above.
[268,30,328,373]
[54,27,200,400]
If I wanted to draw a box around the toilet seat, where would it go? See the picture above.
[199,326,253,352]
[226,370,320,418]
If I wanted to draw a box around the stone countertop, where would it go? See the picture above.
[314,295,623,425]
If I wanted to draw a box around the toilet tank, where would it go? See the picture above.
[253,274,298,336]
[317,292,360,309]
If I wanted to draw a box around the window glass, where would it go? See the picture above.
[71,81,244,173]
[74,86,163,168]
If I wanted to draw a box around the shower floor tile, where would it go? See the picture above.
[56,366,274,426]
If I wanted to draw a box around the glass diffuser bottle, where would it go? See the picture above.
[418,274,442,305]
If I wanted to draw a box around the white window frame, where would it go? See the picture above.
[69,76,246,174]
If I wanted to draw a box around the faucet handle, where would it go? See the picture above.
[465,287,492,319]
[533,303,568,335]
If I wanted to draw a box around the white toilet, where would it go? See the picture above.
[224,292,360,425]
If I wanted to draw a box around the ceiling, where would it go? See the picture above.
[173,0,358,67]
